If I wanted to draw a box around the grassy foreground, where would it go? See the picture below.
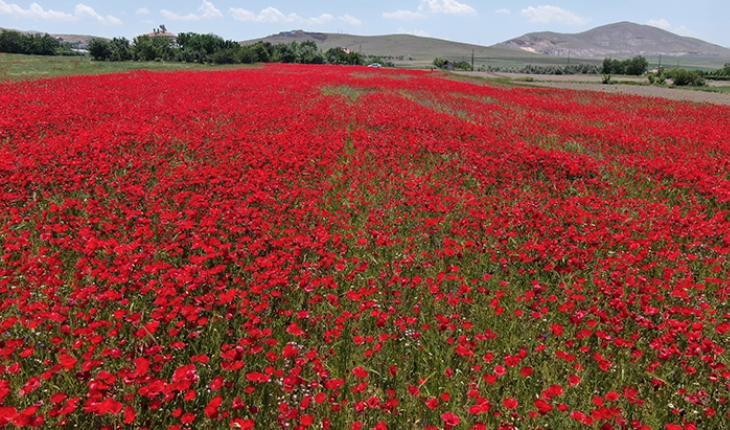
[0,53,258,81]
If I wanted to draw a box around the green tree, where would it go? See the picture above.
[324,47,363,65]
[132,35,156,61]
[602,56,647,75]
[296,41,324,64]
[668,68,705,86]
[252,41,273,63]
[109,37,132,61]
[238,45,258,64]
[23,33,59,55]
[453,61,472,71]
[177,32,228,63]
[132,35,174,61]
[602,58,625,74]
[345,51,364,65]
[273,42,297,63]
[0,30,59,55]
[713,63,730,77]
[624,56,648,75]
[151,35,175,61]
[88,38,113,61]
[0,30,24,54]
[325,47,348,64]
[210,48,238,64]
[433,57,447,68]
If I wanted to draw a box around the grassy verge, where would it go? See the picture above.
[0,53,258,82]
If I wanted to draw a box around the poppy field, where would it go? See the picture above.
[2,64,730,429]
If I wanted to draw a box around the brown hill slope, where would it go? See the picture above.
[494,21,730,59]
[240,30,529,62]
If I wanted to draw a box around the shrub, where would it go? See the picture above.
[88,38,112,61]
[668,68,706,86]
[624,56,648,75]
[602,56,648,75]
[453,61,472,71]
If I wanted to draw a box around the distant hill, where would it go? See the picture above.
[240,30,530,62]
[494,21,730,60]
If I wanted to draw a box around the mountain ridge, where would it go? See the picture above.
[493,21,730,59]
[239,30,521,62]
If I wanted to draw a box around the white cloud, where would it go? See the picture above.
[0,1,121,24]
[418,0,476,16]
[0,1,73,21]
[647,19,700,39]
[339,14,362,26]
[647,18,670,30]
[382,10,427,20]
[196,0,222,18]
[384,0,474,20]
[135,7,150,15]
[495,8,510,14]
[257,7,297,22]
[520,5,589,26]
[398,27,430,37]
[229,7,300,23]
[75,4,122,25]
[229,7,336,25]
[308,13,335,25]
[161,0,222,21]
[256,7,299,22]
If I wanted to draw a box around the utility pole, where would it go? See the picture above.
[567,50,571,66]
[471,48,475,71]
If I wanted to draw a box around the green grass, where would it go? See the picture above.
[691,84,730,94]
[0,53,258,82]
[606,78,730,93]
[437,72,541,89]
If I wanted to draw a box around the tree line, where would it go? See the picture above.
[87,33,366,65]
[601,56,649,75]
[704,63,730,80]
[0,30,79,56]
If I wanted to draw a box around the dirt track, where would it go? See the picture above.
[456,72,730,106]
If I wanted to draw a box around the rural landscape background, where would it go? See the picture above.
[3,1,730,429]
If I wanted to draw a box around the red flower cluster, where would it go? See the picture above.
[1,64,730,428]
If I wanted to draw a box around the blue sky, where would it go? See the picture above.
[1,0,728,48]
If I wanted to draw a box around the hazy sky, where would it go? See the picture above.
[1,0,728,48]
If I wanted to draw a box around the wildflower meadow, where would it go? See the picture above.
[2,64,730,429]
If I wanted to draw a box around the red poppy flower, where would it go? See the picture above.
[441,411,460,427]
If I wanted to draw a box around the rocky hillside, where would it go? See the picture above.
[494,21,730,59]
[240,30,524,62]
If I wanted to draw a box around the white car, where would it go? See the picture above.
[368,63,382,68]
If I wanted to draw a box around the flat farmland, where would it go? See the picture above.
[2,64,730,429]
[456,71,730,106]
